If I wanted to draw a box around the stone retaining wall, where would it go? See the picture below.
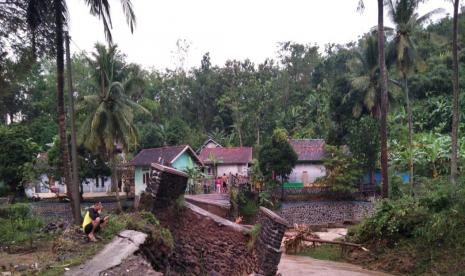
[145,164,289,275]
[279,201,373,226]
[157,203,257,275]
[255,207,288,276]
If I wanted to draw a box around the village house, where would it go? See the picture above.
[288,139,326,186]
[24,153,123,199]
[197,138,222,154]
[199,146,253,177]
[130,145,203,196]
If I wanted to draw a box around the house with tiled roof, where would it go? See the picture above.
[130,145,203,195]
[199,146,253,177]
[288,139,326,186]
[197,138,222,154]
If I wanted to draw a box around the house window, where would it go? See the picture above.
[143,171,150,184]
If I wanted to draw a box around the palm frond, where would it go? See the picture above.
[416,8,445,25]
[85,0,113,43]
[120,0,136,33]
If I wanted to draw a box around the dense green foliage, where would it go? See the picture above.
[259,128,298,180]
[0,125,40,194]
[347,116,380,176]
[349,177,465,274]
[319,145,363,193]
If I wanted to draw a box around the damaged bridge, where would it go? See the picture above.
[141,163,290,276]
[71,163,289,276]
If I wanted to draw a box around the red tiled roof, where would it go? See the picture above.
[130,145,202,167]
[199,147,253,164]
[289,139,325,162]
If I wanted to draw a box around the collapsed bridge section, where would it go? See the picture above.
[139,162,289,276]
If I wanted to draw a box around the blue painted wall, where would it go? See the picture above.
[134,151,198,195]
[361,170,410,185]
[172,152,195,171]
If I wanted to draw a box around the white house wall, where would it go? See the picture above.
[25,174,112,197]
[289,164,326,184]
[205,141,219,148]
[216,164,248,177]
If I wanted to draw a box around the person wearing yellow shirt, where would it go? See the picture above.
[82,202,109,242]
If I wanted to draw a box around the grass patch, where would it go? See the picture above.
[297,244,343,262]
[39,243,103,276]
[0,203,45,249]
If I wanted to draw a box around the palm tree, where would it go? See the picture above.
[386,0,444,192]
[378,0,390,198]
[25,0,136,223]
[80,44,147,211]
[451,0,460,184]
[346,33,383,119]
[356,0,390,197]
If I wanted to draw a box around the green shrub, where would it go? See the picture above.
[350,178,465,249]
[0,203,43,247]
[258,191,274,209]
[247,223,261,250]
[318,145,363,194]
[139,211,160,225]
[0,203,31,219]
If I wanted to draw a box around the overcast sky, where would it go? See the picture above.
[66,0,453,70]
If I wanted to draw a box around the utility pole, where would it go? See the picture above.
[65,31,81,222]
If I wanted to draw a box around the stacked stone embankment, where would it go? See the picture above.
[279,201,373,226]
[157,202,257,275]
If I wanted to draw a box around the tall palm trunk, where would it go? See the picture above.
[451,0,460,184]
[55,0,80,223]
[378,0,389,198]
[404,76,414,193]
[110,152,122,211]
[65,31,81,220]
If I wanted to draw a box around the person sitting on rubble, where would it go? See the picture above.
[82,202,109,242]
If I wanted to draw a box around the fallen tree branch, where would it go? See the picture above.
[302,238,369,251]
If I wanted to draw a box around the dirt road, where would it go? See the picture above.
[278,254,389,276]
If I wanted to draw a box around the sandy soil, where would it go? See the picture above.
[314,228,348,241]
[278,254,390,276]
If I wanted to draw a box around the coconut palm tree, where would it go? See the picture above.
[386,0,444,192]
[24,0,136,223]
[356,0,390,197]
[80,44,147,211]
[451,0,460,183]
[378,0,390,198]
[346,33,383,118]
[346,32,401,118]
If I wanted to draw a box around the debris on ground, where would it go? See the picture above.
[101,254,163,276]
[284,225,319,254]
[42,221,67,234]
[52,224,88,261]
